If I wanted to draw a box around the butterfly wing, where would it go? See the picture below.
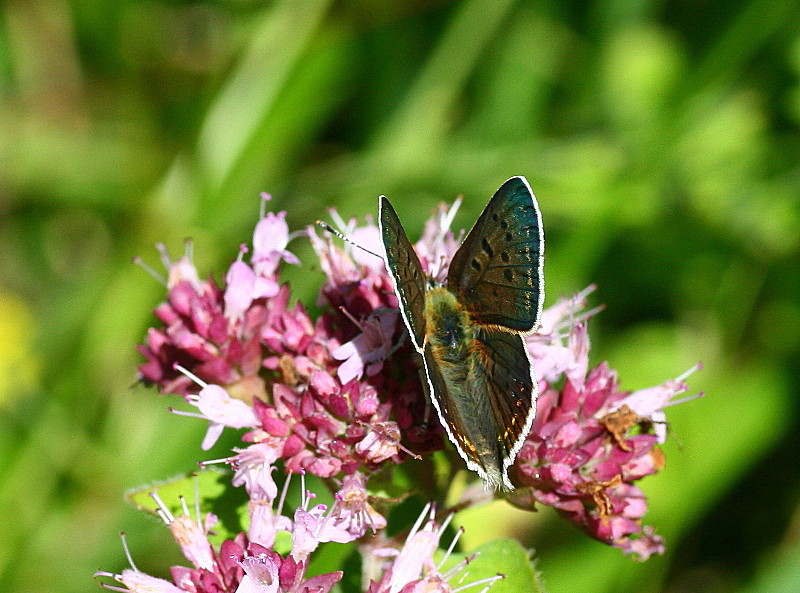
[379,195,427,351]
[472,327,536,483]
[421,341,505,489]
[447,176,544,332]
[421,325,535,491]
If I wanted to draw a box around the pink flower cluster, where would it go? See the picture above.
[364,503,502,593]
[511,289,700,559]
[96,473,384,593]
[138,195,439,482]
[98,475,499,593]
[134,192,699,563]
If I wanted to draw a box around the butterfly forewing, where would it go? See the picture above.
[379,196,427,351]
[447,177,544,332]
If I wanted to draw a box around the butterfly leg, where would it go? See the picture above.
[384,327,405,360]
[417,365,434,427]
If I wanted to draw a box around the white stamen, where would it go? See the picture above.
[408,502,432,540]
[675,362,703,383]
[438,526,464,570]
[438,197,462,242]
[193,475,202,530]
[454,573,504,592]
[168,407,206,420]
[150,490,175,523]
[120,532,138,572]
[97,582,128,592]
[276,473,292,517]
[133,255,166,285]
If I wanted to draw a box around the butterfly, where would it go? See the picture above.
[379,176,544,490]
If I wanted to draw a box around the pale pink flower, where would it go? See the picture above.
[290,475,386,561]
[252,210,300,278]
[323,472,387,538]
[229,442,283,500]
[234,548,341,593]
[308,228,364,287]
[225,245,281,320]
[526,285,598,383]
[173,371,260,450]
[112,570,185,593]
[95,534,184,593]
[332,308,399,383]
[151,490,216,571]
[413,199,463,283]
[236,553,280,593]
[247,498,285,549]
[143,241,203,292]
[355,422,402,464]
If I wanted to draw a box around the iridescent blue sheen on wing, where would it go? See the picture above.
[447,176,544,332]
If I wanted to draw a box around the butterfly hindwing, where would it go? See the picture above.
[421,326,535,491]
[447,176,544,332]
[379,196,427,351]
[472,327,536,474]
[422,340,507,489]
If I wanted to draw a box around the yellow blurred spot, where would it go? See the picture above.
[0,292,39,406]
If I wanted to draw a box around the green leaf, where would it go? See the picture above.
[443,538,543,593]
[126,468,222,514]
[126,467,247,544]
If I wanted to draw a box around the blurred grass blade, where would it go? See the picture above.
[681,0,799,97]
[374,0,518,169]
[197,0,332,193]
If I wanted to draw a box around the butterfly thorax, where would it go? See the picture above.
[423,286,475,364]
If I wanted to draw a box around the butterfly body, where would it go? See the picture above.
[423,287,509,487]
[379,177,544,490]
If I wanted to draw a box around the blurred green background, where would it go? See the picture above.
[2,1,799,592]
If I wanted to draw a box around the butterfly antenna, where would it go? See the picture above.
[315,220,383,260]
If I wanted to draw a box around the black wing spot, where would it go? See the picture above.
[481,238,494,258]
[500,219,508,230]
[500,251,510,263]
[471,258,481,271]
[503,269,514,282]
[492,212,500,222]
[505,232,513,242]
